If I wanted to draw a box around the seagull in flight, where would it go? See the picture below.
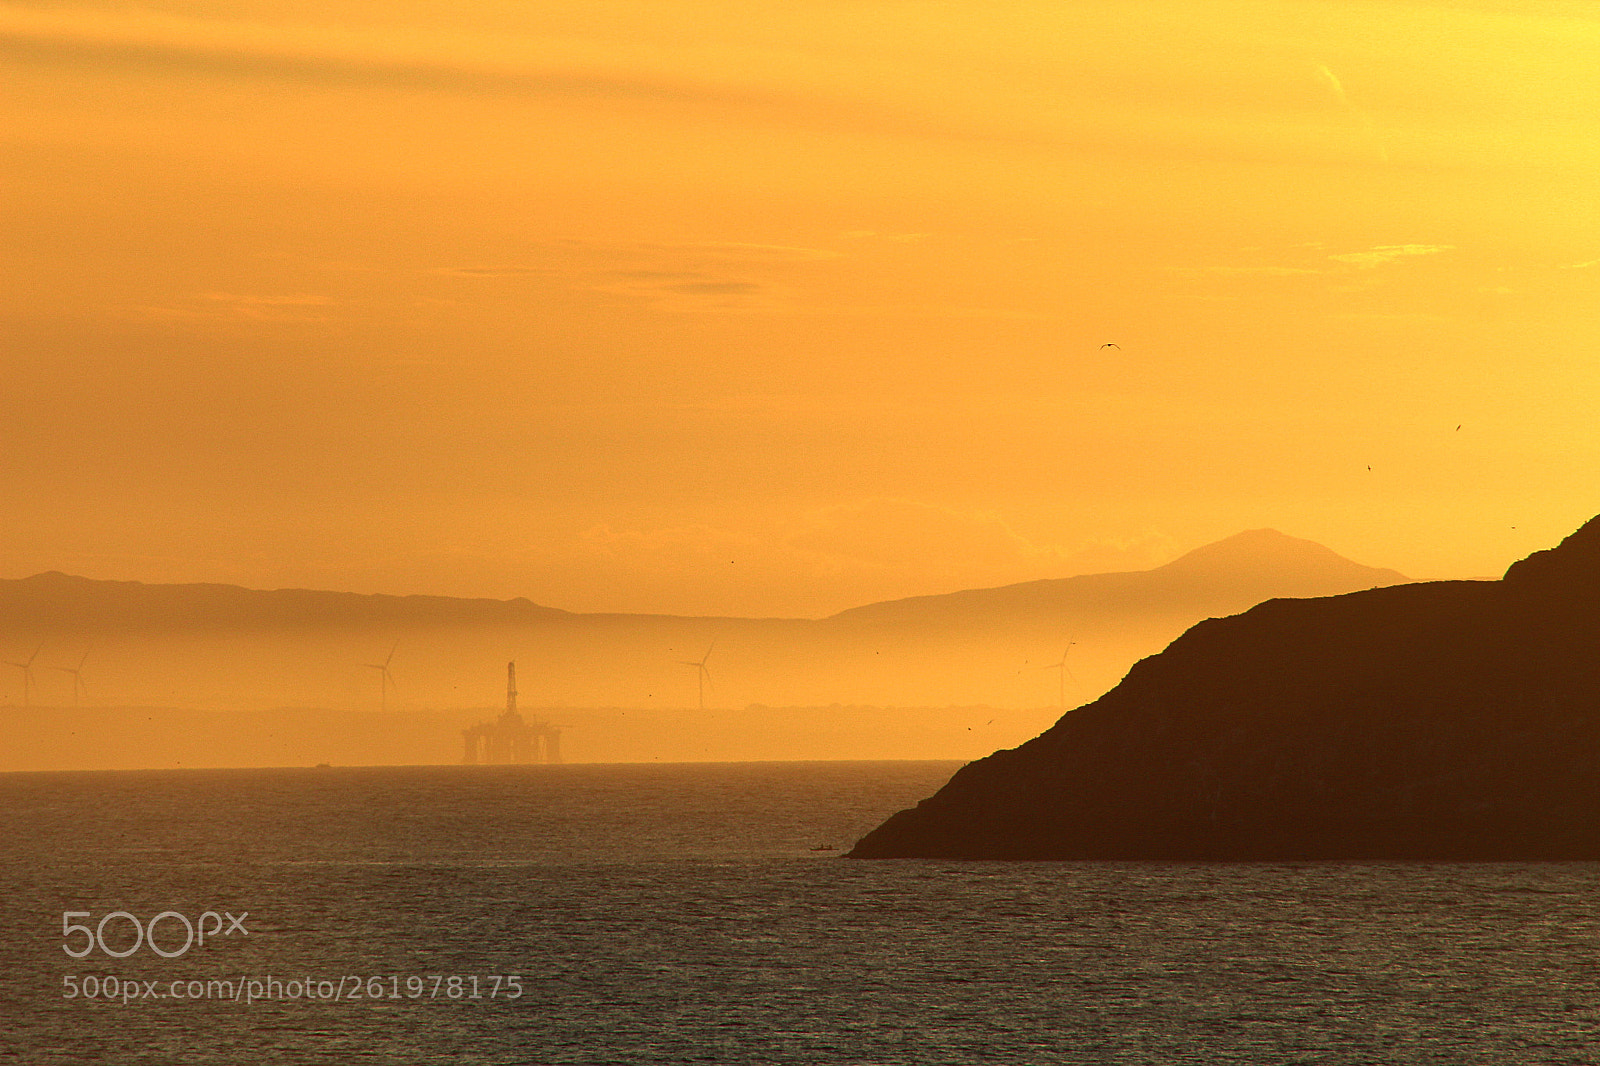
[1099,342,1120,350]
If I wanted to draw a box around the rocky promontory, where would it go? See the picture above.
[850,516,1600,860]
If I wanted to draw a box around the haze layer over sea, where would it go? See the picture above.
[5,761,1599,1064]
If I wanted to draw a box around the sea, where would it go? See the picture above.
[4,760,1600,1065]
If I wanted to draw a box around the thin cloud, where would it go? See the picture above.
[0,11,1026,152]
[1314,61,1389,164]
[657,281,767,296]
[434,239,837,311]
[440,266,555,278]
[125,292,334,324]
[1315,63,1349,102]
[0,17,776,110]
[789,498,1066,575]
[839,230,932,243]
[1171,240,1459,281]
[1173,242,1455,287]
[198,292,332,306]
[594,273,782,313]
[1173,265,1324,278]
[1328,244,1454,269]
[474,238,841,312]
[514,238,842,269]
[0,7,1445,169]
[639,242,843,265]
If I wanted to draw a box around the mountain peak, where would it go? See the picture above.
[24,570,98,584]
[1153,528,1405,585]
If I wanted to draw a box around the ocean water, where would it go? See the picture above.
[4,761,1600,1064]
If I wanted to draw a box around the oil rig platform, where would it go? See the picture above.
[462,662,561,764]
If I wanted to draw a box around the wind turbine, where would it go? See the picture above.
[54,649,89,706]
[6,645,40,708]
[1042,642,1077,709]
[679,641,714,711]
[364,643,397,712]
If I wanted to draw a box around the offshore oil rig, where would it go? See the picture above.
[462,662,561,764]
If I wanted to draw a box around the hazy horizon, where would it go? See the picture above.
[0,524,1415,721]
[0,524,1414,619]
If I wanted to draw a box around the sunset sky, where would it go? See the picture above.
[5,0,1600,618]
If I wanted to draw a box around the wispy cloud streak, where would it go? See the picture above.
[0,23,769,106]
[1315,62,1389,164]
[1328,244,1453,268]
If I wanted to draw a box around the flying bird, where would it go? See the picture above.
[1099,342,1120,350]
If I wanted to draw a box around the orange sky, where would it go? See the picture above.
[5,0,1600,617]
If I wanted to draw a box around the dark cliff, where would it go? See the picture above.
[849,516,1600,860]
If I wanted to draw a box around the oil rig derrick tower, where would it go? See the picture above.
[462,661,562,764]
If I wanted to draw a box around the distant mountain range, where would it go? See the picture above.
[0,570,570,632]
[830,528,1406,628]
[0,530,1409,714]
[850,513,1600,860]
